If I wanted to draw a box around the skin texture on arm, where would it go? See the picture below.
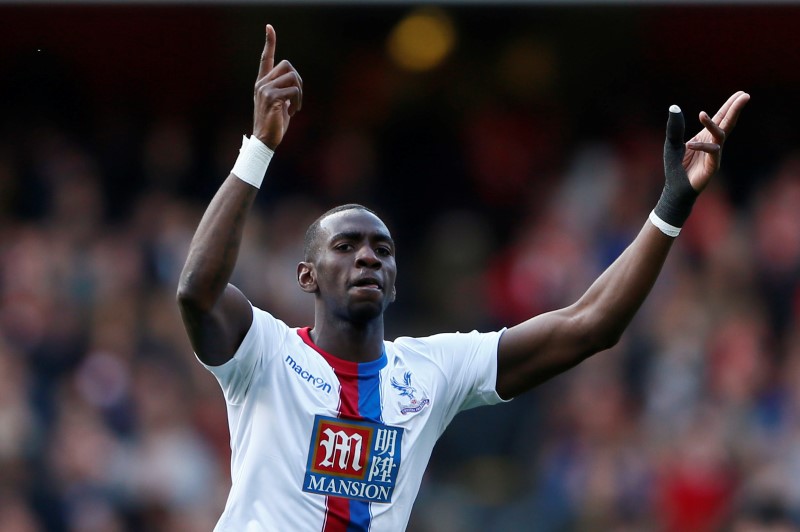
[496,91,750,399]
[176,24,303,366]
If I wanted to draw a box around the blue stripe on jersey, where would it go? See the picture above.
[347,503,371,532]
[358,369,383,423]
[347,345,385,531]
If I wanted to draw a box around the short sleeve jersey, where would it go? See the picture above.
[200,305,507,532]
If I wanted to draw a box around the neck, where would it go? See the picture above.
[310,314,385,363]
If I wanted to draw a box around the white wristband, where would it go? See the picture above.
[231,135,274,189]
[649,209,681,237]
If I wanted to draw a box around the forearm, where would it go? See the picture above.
[177,175,258,310]
[574,220,674,350]
[178,131,274,310]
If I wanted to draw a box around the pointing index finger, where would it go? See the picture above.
[257,24,276,81]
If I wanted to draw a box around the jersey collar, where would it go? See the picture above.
[297,327,387,377]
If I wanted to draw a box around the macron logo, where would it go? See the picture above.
[285,355,333,395]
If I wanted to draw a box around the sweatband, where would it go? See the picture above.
[655,105,698,228]
[231,135,274,189]
[649,209,681,237]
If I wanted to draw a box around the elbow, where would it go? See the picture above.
[574,307,625,355]
[176,282,191,308]
[591,329,623,353]
[176,282,196,313]
[575,329,621,361]
[176,272,210,313]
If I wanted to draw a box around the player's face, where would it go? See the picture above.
[312,210,397,323]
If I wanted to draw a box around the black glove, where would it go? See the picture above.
[654,105,698,229]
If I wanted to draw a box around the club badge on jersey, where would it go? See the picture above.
[391,371,431,415]
[303,415,403,503]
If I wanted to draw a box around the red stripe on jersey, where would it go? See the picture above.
[336,372,360,419]
[322,497,350,532]
[299,328,363,532]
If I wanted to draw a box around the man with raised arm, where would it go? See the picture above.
[177,24,749,532]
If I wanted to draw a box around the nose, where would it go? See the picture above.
[355,245,381,269]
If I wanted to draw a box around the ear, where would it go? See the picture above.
[297,262,318,293]
[390,284,397,303]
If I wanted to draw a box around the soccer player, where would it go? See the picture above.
[176,24,749,531]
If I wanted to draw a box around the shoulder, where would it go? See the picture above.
[251,305,293,333]
[244,304,303,357]
[390,329,504,356]
[392,329,503,346]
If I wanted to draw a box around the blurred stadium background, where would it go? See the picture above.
[2,2,800,531]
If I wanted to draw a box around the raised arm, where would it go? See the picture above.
[177,24,303,366]
[496,91,749,399]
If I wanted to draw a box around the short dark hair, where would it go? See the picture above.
[303,204,378,261]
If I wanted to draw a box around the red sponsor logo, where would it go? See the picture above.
[310,419,375,479]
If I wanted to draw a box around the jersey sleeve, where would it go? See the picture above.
[396,328,509,415]
[196,305,290,405]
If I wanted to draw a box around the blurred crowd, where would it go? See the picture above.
[2,5,800,532]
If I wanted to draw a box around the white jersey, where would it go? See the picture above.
[200,305,506,532]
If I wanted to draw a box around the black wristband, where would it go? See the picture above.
[655,105,698,228]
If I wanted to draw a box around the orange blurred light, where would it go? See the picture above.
[387,7,456,72]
